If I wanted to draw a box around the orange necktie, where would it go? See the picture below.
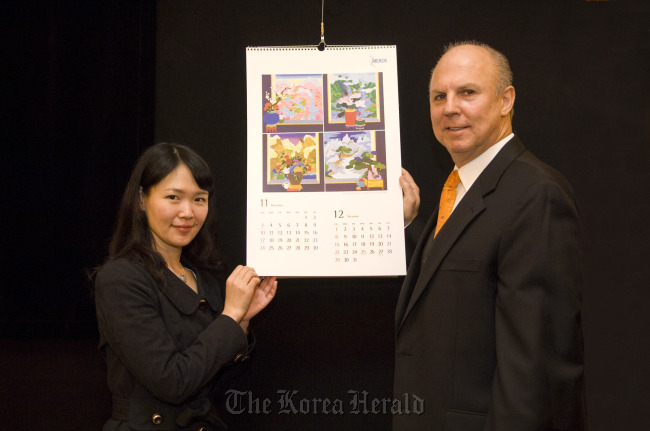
[434,169,461,237]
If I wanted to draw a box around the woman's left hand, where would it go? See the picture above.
[241,276,277,326]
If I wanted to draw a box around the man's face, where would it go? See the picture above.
[429,45,514,167]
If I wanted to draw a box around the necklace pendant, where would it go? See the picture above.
[179,273,186,283]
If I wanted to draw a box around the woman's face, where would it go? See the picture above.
[141,163,209,256]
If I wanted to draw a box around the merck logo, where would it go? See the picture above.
[371,56,388,66]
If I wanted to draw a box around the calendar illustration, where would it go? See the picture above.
[246,46,406,277]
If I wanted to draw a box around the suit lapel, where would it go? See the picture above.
[396,137,527,334]
[397,188,486,333]
[394,206,440,330]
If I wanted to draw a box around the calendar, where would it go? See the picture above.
[246,45,406,277]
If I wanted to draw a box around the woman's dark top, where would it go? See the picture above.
[95,256,251,430]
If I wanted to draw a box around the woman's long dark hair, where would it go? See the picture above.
[107,142,223,284]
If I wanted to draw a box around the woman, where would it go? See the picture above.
[94,143,276,430]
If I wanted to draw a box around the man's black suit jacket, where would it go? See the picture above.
[393,136,587,431]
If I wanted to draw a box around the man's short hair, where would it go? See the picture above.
[441,40,513,95]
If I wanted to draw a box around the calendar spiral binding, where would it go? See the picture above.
[246,45,395,51]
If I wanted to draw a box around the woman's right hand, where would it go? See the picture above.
[221,265,260,323]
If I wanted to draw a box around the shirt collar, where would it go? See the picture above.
[456,133,514,191]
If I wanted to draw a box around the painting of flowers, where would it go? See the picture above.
[266,133,320,192]
[328,73,380,128]
[263,74,323,131]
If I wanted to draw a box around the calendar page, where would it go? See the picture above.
[246,45,406,277]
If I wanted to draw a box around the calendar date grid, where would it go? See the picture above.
[257,209,319,253]
[333,219,395,263]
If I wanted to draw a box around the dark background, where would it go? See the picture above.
[1,1,648,430]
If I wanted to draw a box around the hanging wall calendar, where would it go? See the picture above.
[246,45,406,277]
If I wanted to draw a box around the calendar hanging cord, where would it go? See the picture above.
[318,0,326,51]
[247,0,395,51]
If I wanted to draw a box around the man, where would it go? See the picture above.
[396,41,587,430]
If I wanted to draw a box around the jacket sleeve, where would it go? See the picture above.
[95,259,249,405]
[487,179,586,430]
